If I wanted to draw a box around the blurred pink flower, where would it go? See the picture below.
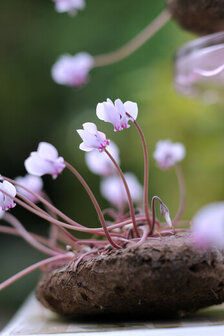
[25,142,65,179]
[0,181,16,211]
[53,0,85,15]
[100,173,143,210]
[51,53,93,87]
[85,141,120,175]
[15,175,43,203]
[96,98,138,131]
[77,122,110,152]
[191,202,224,249]
[153,140,186,170]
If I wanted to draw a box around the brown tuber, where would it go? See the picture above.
[36,232,224,318]
[167,0,224,35]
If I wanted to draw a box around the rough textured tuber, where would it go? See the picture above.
[167,0,224,35]
[36,232,224,318]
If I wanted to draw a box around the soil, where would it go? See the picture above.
[167,0,224,35]
[36,232,224,318]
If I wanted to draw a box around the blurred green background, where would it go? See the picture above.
[0,0,223,323]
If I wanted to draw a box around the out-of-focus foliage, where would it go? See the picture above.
[0,0,223,314]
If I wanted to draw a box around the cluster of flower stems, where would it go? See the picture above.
[0,118,187,291]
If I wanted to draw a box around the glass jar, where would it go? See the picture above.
[174,31,224,104]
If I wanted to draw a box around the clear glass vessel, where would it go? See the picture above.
[174,31,224,104]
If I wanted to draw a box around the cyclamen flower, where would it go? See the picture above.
[25,142,65,179]
[191,202,224,249]
[0,181,16,211]
[96,98,138,131]
[15,175,43,203]
[53,0,85,15]
[51,53,93,87]
[100,173,143,210]
[85,141,120,176]
[77,122,110,152]
[153,140,186,170]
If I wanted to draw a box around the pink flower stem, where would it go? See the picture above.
[0,254,73,291]
[15,192,79,244]
[127,225,149,250]
[104,149,140,237]
[93,9,171,67]
[73,249,98,271]
[173,164,186,225]
[150,196,163,235]
[102,208,120,220]
[3,212,59,256]
[0,225,66,253]
[0,188,82,243]
[42,192,59,247]
[160,228,187,235]
[132,119,152,230]
[2,176,83,228]
[16,191,118,239]
[0,188,142,237]
[65,161,121,249]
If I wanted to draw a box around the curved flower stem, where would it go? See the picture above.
[173,164,186,225]
[0,254,73,291]
[0,186,145,236]
[65,161,121,249]
[127,225,149,250]
[73,249,98,271]
[42,192,59,247]
[3,213,59,256]
[93,9,171,67]
[15,192,79,244]
[0,225,66,253]
[150,196,169,235]
[2,176,83,228]
[132,120,151,230]
[105,149,139,237]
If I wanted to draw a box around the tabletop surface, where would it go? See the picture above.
[1,294,224,336]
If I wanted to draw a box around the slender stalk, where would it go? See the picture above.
[73,249,98,271]
[0,226,65,253]
[42,192,59,247]
[93,9,171,67]
[105,149,140,237]
[65,161,121,249]
[3,213,58,256]
[1,186,146,235]
[173,164,186,225]
[3,176,83,228]
[132,120,151,230]
[150,196,172,235]
[150,196,161,235]
[0,254,73,291]
[15,192,79,244]
[127,225,149,250]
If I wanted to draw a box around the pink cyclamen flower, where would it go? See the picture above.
[96,98,138,131]
[51,53,93,87]
[153,140,186,170]
[25,142,65,179]
[100,173,143,210]
[77,122,110,152]
[85,141,120,176]
[191,202,224,249]
[15,175,43,203]
[0,181,16,211]
[53,0,85,15]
